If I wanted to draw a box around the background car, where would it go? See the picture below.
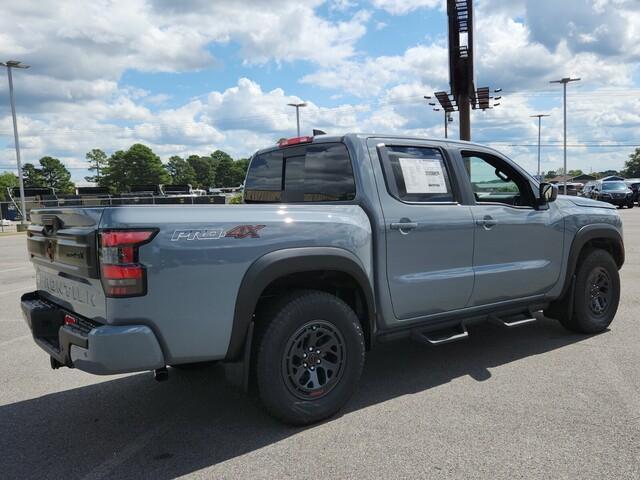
[625,179,640,205]
[592,180,634,208]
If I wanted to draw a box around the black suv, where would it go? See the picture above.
[592,180,634,208]
[625,180,640,206]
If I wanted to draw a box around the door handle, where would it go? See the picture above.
[476,215,497,229]
[390,221,418,233]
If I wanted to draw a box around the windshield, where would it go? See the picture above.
[602,182,627,191]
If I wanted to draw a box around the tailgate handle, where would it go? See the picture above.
[41,216,62,235]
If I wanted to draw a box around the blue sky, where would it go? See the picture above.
[0,0,639,183]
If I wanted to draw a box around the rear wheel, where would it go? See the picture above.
[254,290,365,425]
[556,249,620,333]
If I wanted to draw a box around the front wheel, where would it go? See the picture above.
[556,249,620,334]
[254,290,365,425]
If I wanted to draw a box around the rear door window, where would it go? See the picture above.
[379,145,455,203]
[245,143,356,203]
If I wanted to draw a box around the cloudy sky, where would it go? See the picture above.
[0,0,639,182]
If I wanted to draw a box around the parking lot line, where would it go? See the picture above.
[0,266,32,274]
[0,286,33,297]
[0,335,31,347]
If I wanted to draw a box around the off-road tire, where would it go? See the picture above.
[254,290,365,425]
[557,249,620,334]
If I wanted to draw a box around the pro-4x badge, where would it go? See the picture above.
[224,225,265,239]
[171,225,265,241]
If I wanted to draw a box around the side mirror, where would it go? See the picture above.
[539,182,558,204]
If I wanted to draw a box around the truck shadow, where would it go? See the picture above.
[0,316,594,479]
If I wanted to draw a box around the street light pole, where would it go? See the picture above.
[1,60,30,225]
[550,77,580,194]
[425,96,451,139]
[530,114,551,179]
[287,102,307,137]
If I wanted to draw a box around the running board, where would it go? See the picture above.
[411,324,469,346]
[493,313,538,328]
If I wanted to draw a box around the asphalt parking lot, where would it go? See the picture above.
[1,211,639,480]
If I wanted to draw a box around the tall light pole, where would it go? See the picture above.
[550,77,580,194]
[287,102,307,137]
[530,114,551,179]
[1,60,30,226]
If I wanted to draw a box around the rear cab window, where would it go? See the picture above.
[244,143,356,203]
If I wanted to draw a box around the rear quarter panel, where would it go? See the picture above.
[99,204,372,363]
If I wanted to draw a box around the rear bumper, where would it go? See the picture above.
[21,291,165,375]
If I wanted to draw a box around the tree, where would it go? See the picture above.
[186,155,215,189]
[567,169,583,177]
[85,149,108,183]
[166,156,197,185]
[596,169,620,179]
[215,156,235,187]
[544,170,557,179]
[22,163,45,187]
[39,156,75,194]
[0,172,18,201]
[231,158,250,186]
[621,148,640,178]
[211,149,233,165]
[99,144,169,193]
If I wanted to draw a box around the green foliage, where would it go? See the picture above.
[544,170,556,179]
[22,158,74,193]
[99,144,169,193]
[0,172,19,201]
[166,156,197,185]
[228,193,243,204]
[215,156,235,187]
[595,170,620,179]
[186,155,215,189]
[40,156,75,194]
[211,149,233,164]
[22,163,45,187]
[621,148,640,178]
[84,149,108,183]
[232,158,250,186]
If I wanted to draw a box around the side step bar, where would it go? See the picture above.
[492,313,538,328]
[411,324,468,346]
[410,311,541,347]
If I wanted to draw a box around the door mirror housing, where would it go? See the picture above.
[538,183,558,206]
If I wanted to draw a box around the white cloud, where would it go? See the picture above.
[370,0,442,15]
[301,44,449,96]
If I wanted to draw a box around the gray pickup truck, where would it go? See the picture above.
[21,134,624,425]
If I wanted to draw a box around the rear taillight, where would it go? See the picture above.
[99,229,157,297]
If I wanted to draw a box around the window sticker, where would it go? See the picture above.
[398,158,448,194]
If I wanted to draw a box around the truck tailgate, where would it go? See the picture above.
[27,208,107,321]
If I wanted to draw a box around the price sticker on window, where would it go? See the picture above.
[399,158,448,194]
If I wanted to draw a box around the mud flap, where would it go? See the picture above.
[223,322,254,393]
[544,274,576,321]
